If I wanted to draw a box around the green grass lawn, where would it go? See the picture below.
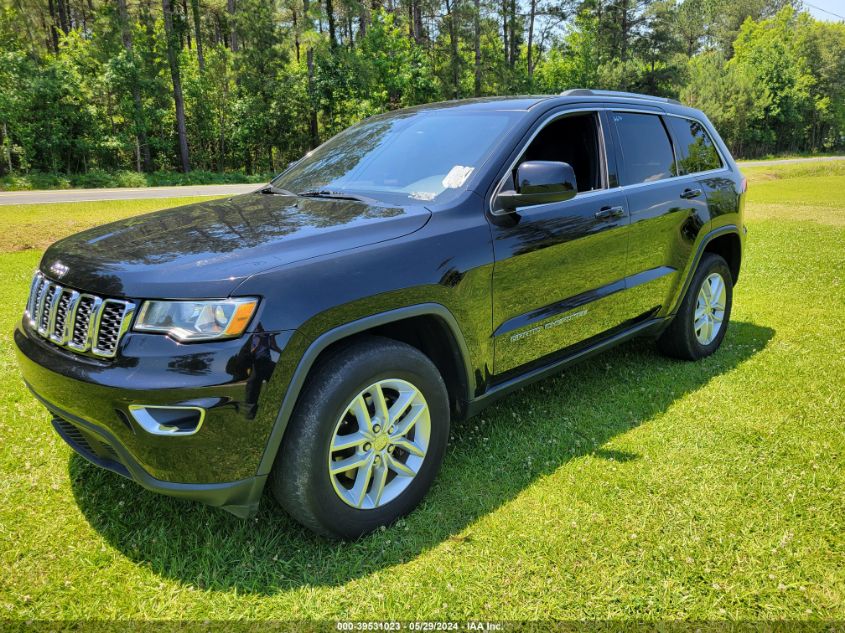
[0,166,843,620]
[0,197,225,252]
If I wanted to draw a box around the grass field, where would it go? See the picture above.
[0,163,843,620]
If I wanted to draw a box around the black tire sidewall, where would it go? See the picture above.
[273,338,449,539]
[682,254,733,358]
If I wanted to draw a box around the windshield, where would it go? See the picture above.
[272,109,520,205]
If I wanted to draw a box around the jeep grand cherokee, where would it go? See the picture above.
[15,89,746,539]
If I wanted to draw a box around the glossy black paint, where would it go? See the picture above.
[15,93,746,517]
[496,160,577,210]
[41,193,429,298]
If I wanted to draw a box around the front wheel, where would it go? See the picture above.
[270,336,450,539]
[657,253,733,360]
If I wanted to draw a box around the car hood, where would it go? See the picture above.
[40,192,431,298]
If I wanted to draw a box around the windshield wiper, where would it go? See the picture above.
[259,184,296,196]
[298,189,375,203]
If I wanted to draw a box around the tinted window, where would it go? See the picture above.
[519,112,603,192]
[274,110,519,205]
[667,117,722,175]
[612,112,675,186]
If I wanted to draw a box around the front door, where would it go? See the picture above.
[490,110,637,376]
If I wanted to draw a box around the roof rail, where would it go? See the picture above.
[559,88,681,106]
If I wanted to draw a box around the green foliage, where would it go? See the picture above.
[357,12,438,111]
[534,11,600,92]
[0,170,268,191]
[682,6,845,156]
[0,0,843,183]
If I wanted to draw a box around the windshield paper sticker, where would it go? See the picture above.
[409,191,437,201]
[442,165,474,189]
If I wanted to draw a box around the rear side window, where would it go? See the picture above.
[666,116,723,175]
[612,112,675,186]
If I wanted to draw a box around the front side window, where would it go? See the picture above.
[666,116,723,175]
[273,110,520,205]
[612,112,675,186]
[516,112,604,193]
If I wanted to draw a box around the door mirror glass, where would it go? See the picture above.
[495,160,577,212]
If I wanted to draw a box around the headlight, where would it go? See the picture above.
[134,298,259,342]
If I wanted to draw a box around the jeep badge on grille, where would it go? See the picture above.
[49,261,69,278]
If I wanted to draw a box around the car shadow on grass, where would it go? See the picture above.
[70,320,774,594]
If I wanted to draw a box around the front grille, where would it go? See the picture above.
[25,271,135,359]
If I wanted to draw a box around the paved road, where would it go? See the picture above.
[736,155,845,167]
[0,183,260,206]
[1,155,843,205]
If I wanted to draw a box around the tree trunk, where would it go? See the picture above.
[307,47,318,147]
[620,0,629,61]
[303,0,319,148]
[117,0,153,171]
[183,0,193,49]
[445,0,460,99]
[527,0,536,86]
[190,0,205,70]
[0,122,6,177]
[219,73,227,171]
[413,0,423,41]
[293,7,300,62]
[508,0,516,66]
[56,0,69,34]
[47,0,60,50]
[501,0,508,63]
[326,0,337,47]
[2,121,12,173]
[358,0,370,37]
[163,0,191,172]
[473,0,481,96]
[227,0,238,52]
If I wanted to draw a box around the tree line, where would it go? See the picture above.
[0,0,843,179]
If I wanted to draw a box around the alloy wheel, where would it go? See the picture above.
[694,272,727,345]
[328,379,430,509]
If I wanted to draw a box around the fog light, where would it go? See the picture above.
[128,405,205,436]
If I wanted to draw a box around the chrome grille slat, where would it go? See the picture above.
[23,271,134,359]
[26,272,43,321]
[50,289,80,344]
[37,284,57,334]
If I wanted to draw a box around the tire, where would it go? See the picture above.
[270,336,450,539]
[657,253,733,361]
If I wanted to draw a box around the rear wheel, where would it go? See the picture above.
[657,253,733,360]
[270,336,449,539]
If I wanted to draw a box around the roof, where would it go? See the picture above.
[371,90,700,118]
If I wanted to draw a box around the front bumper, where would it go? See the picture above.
[14,322,296,517]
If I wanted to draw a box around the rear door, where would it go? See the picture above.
[609,111,710,318]
[664,114,737,231]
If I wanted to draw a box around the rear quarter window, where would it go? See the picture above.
[666,116,723,175]
[612,112,676,186]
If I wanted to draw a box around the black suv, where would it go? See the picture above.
[15,90,745,538]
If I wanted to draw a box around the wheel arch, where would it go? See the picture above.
[255,303,473,477]
[702,231,742,284]
[668,225,742,317]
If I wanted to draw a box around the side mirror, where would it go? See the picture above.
[495,160,577,212]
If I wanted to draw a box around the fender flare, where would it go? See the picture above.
[255,303,473,477]
[668,224,741,316]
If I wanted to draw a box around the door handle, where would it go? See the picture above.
[680,188,703,199]
[595,205,625,221]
